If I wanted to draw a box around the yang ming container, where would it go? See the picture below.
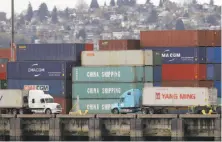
[214,81,221,97]
[73,66,145,82]
[0,80,7,89]
[162,64,206,81]
[16,44,85,61]
[7,61,79,80]
[99,40,140,50]
[7,79,72,98]
[0,63,6,80]
[81,50,161,66]
[72,83,152,99]
[206,47,221,63]
[143,47,206,64]
[72,98,120,114]
[207,64,221,80]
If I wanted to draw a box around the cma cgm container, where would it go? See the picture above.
[158,81,214,87]
[73,66,153,82]
[7,79,72,98]
[54,97,72,114]
[207,64,221,80]
[214,81,221,97]
[140,30,221,47]
[72,83,153,99]
[0,80,7,89]
[99,40,140,50]
[7,61,79,80]
[16,44,85,61]
[206,47,221,63]
[81,50,162,66]
[72,98,120,114]
[143,47,206,64]
[162,64,206,81]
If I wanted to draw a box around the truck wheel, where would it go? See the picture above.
[162,109,168,114]
[19,109,24,114]
[148,108,154,114]
[45,109,52,114]
[12,109,17,115]
[141,108,148,114]
[112,108,119,114]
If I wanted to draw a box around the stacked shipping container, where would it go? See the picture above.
[72,49,162,114]
[7,43,93,114]
[140,30,221,108]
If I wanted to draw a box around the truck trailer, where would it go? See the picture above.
[111,87,220,114]
[0,89,62,114]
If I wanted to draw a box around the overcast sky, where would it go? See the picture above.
[0,0,221,18]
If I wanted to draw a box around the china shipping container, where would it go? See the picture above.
[81,50,162,66]
[16,43,85,61]
[0,63,7,80]
[85,43,94,51]
[72,83,153,99]
[7,79,72,98]
[206,47,221,63]
[156,81,214,87]
[143,47,206,64]
[7,61,79,80]
[162,64,206,81]
[214,81,221,97]
[99,40,140,50]
[72,98,119,114]
[0,48,16,61]
[140,30,221,47]
[207,64,221,80]
[54,97,72,114]
[0,80,7,89]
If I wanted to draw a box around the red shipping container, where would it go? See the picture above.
[0,48,16,61]
[0,63,7,80]
[161,81,214,87]
[85,43,94,51]
[99,40,140,50]
[54,97,72,114]
[162,64,206,81]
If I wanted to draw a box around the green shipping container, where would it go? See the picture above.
[153,51,162,65]
[72,83,153,99]
[144,66,153,82]
[0,80,7,89]
[72,98,119,114]
[72,66,144,82]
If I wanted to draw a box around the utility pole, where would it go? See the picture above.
[11,0,15,61]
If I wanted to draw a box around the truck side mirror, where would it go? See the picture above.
[32,99,35,103]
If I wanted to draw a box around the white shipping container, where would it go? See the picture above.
[0,90,28,108]
[142,87,218,106]
[81,50,153,66]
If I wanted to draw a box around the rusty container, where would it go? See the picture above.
[99,40,140,50]
[0,48,16,61]
[85,43,94,51]
[140,30,221,47]
[160,81,214,87]
[54,97,72,114]
[162,64,206,81]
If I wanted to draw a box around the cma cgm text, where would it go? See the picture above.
[87,88,121,94]
[161,53,180,57]
[28,68,45,72]
[87,71,121,78]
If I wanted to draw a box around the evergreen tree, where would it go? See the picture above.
[117,0,123,6]
[26,2,33,21]
[51,6,58,24]
[175,19,185,30]
[110,0,116,6]
[146,0,150,4]
[38,3,49,21]
[148,9,158,23]
[18,14,25,25]
[159,0,163,7]
[210,0,214,5]
[130,0,136,5]
[90,0,100,9]
[64,7,69,19]
[192,0,197,4]
[77,29,86,42]
[104,1,107,6]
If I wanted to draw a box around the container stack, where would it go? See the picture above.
[140,30,221,107]
[72,40,162,114]
[7,43,93,114]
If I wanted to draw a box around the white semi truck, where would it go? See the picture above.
[0,89,62,114]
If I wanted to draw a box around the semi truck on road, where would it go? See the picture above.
[111,87,220,114]
[0,89,62,114]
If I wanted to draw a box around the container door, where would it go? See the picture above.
[206,64,214,80]
[153,66,162,82]
[206,48,214,63]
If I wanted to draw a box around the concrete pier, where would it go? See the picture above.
[0,114,220,141]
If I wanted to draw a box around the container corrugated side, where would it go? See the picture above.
[0,80,7,89]
[99,40,140,50]
[142,87,217,106]
[206,47,221,63]
[214,81,221,97]
[72,98,119,114]
[16,43,85,61]
[159,81,214,87]
[7,61,79,80]
[7,79,72,98]
[153,66,162,82]
[72,82,150,99]
[207,64,221,81]
[73,66,144,82]
[0,48,16,61]
[143,47,206,64]
[81,50,154,66]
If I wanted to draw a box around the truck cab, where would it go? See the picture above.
[111,89,142,114]
[28,90,62,114]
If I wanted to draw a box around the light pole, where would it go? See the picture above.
[11,0,15,61]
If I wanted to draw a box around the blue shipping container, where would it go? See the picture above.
[206,64,221,80]
[16,44,85,61]
[153,82,161,87]
[214,81,221,98]
[7,79,72,98]
[206,47,221,63]
[143,47,206,64]
[153,66,162,82]
[7,61,79,80]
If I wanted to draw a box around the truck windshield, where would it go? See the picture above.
[45,98,54,103]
